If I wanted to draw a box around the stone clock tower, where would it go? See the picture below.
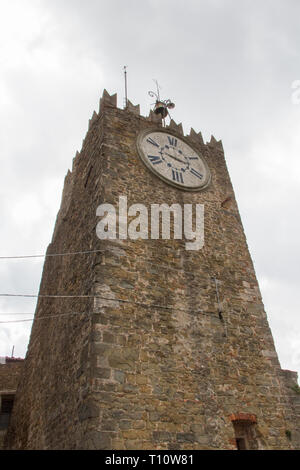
[6,90,299,450]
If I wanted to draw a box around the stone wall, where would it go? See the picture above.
[0,358,24,391]
[0,358,24,449]
[280,369,300,448]
[5,91,299,449]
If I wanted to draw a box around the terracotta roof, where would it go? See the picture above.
[5,357,25,363]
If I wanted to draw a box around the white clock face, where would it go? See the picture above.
[137,129,210,191]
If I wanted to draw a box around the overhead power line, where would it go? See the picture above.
[0,293,100,298]
[0,288,227,324]
[0,311,100,324]
[0,249,105,260]
[0,246,213,278]
[0,306,221,324]
[0,293,208,314]
[0,318,34,324]
[0,292,228,319]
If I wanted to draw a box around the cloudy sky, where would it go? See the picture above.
[0,0,299,377]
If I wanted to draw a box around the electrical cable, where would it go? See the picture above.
[0,247,207,277]
[0,249,105,260]
[0,291,220,323]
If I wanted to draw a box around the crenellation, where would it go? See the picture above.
[189,128,204,147]
[72,151,80,172]
[167,119,184,135]
[126,100,140,116]
[99,89,118,114]
[52,169,74,241]
[88,110,98,130]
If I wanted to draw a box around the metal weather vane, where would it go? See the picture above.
[148,80,175,125]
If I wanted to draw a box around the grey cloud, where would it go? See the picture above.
[0,0,299,375]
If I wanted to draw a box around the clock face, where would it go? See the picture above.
[137,129,211,191]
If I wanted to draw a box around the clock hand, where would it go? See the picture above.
[165,152,186,164]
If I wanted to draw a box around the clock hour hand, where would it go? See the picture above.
[165,152,186,164]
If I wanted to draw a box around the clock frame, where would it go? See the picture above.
[136,128,211,191]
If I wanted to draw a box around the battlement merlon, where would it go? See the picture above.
[87,89,224,152]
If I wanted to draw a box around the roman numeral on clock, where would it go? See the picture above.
[147,155,162,165]
[190,168,203,179]
[146,137,159,147]
[172,169,184,183]
[167,136,177,147]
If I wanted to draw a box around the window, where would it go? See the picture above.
[236,437,247,450]
[232,421,258,450]
[230,413,258,450]
[0,394,15,430]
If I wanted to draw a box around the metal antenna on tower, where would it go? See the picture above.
[148,79,175,126]
[123,66,128,109]
[153,79,161,101]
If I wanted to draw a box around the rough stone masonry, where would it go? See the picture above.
[0,357,24,449]
[5,90,299,450]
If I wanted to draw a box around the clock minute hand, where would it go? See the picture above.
[165,152,186,164]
